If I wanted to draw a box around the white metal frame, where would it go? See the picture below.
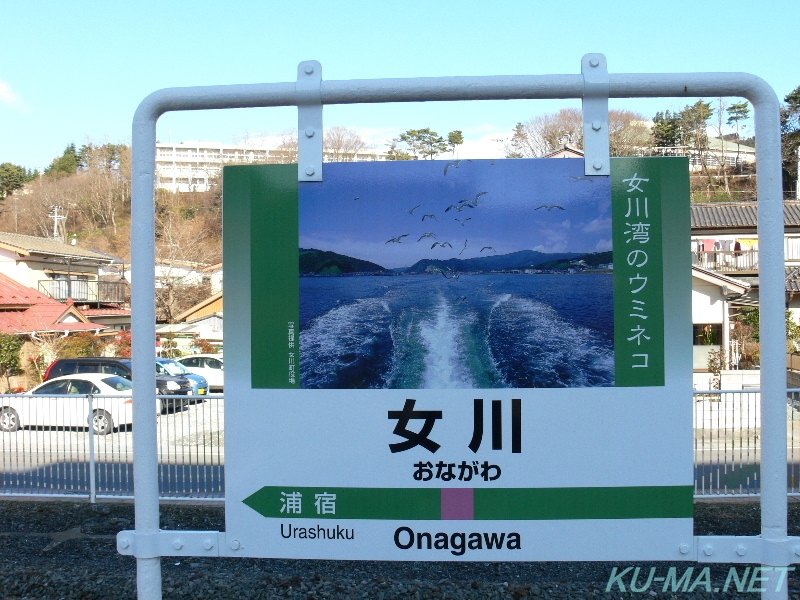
[123,55,792,599]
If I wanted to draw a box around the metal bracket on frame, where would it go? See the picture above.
[694,535,800,566]
[581,53,610,176]
[296,60,323,182]
[118,530,223,558]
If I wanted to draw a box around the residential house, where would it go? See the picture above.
[156,292,223,355]
[689,202,800,387]
[0,271,106,390]
[543,144,585,159]
[122,259,213,290]
[691,266,750,388]
[0,232,130,330]
[690,202,800,308]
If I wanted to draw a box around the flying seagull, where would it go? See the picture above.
[459,239,468,255]
[422,213,437,221]
[459,191,488,208]
[385,234,409,244]
[455,217,472,226]
[443,159,472,175]
[445,204,464,213]
[431,241,453,249]
[480,246,496,253]
[443,160,461,175]
[418,232,437,241]
[406,204,422,215]
[535,205,565,211]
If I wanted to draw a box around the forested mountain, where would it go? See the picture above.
[300,248,389,275]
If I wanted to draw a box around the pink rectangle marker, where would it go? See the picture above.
[441,488,474,520]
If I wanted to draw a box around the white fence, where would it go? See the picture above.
[0,394,224,500]
[2,391,799,498]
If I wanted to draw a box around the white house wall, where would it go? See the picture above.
[0,247,37,287]
[692,280,724,324]
[0,249,96,289]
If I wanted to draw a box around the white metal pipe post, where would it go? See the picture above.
[128,61,788,600]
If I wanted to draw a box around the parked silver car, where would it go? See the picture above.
[178,354,224,391]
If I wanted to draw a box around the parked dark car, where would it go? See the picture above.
[43,358,191,413]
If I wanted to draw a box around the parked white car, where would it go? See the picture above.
[0,374,158,435]
[178,354,224,391]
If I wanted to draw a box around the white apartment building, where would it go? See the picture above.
[156,141,387,193]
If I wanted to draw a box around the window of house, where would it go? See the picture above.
[693,323,722,346]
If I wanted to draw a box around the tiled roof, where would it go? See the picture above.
[0,305,99,335]
[0,272,101,335]
[0,232,116,262]
[734,269,800,293]
[0,272,58,306]
[691,266,751,292]
[691,202,800,229]
[787,268,800,293]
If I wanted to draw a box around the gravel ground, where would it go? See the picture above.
[1,498,799,599]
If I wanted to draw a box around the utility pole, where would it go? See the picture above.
[48,205,66,240]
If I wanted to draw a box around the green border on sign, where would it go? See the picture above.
[611,157,689,386]
[223,165,300,389]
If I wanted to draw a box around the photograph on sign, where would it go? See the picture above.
[297,160,613,390]
[222,157,692,561]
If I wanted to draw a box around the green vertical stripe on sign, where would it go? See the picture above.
[224,164,300,389]
[612,158,667,386]
[243,485,693,520]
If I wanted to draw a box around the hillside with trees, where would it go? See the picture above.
[0,85,797,281]
[300,248,389,275]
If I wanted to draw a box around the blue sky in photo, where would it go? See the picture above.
[300,158,611,269]
[2,0,797,171]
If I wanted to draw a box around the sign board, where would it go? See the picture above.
[223,157,693,561]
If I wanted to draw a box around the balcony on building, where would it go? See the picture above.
[38,278,127,304]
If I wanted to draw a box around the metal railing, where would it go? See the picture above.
[0,394,223,500]
[2,390,799,499]
[693,389,800,496]
[38,279,128,303]
[692,249,759,273]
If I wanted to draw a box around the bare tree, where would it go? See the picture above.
[274,130,298,164]
[74,144,131,234]
[506,108,652,158]
[505,108,584,157]
[154,189,221,322]
[609,110,653,156]
[324,126,371,162]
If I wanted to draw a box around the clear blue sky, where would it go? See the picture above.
[2,0,797,171]
[300,159,611,269]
